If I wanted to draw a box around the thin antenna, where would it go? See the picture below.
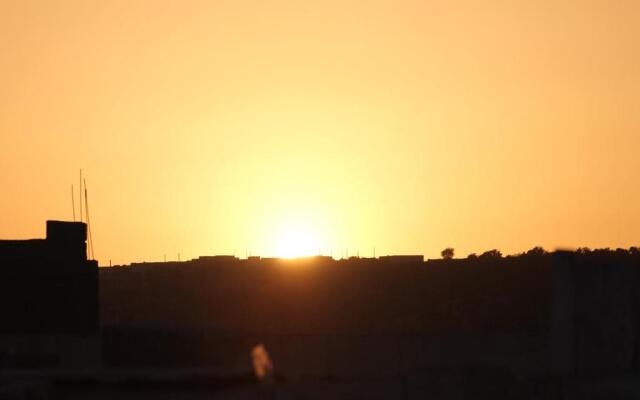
[71,185,76,222]
[79,169,83,223]
[84,179,95,260]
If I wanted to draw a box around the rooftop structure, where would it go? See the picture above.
[0,221,99,333]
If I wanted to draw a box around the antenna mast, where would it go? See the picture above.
[79,169,83,223]
[71,185,76,222]
[84,179,95,260]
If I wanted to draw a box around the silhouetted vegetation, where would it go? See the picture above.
[441,247,455,259]
[479,249,502,259]
[525,246,547,257]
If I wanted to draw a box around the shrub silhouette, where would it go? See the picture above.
[441,248,455,260]
[525,247,546,257]
[480,249,502,259]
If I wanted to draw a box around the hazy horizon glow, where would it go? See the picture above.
[1,0,639,264]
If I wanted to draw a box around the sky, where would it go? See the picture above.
[1,0,639,265]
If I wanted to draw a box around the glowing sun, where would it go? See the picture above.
[274,224,322,258]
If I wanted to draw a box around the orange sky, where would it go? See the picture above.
[1,0,639,265]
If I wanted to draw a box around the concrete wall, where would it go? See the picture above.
[101,256,554,376]
[549,251,640,376]
[102,331,547,379]
[100,251,640,380]
[101,258,553,336]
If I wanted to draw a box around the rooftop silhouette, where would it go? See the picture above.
[0,221,98,334]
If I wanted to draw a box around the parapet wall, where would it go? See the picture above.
[100,251,640,378]
[100,256,554,376]
[101,257,553,336]
[550,251,640,375]
[103,330,546,377]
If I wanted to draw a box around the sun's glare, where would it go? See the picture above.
[274,224,322,259]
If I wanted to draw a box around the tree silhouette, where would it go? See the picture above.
[480,249,502,259]
[441,248,455,260]
[525,247,546,257]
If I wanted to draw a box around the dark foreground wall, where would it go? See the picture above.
[101,256,552,336]
[100,251,640,380]
[100,255,554,376]
[551,250,640,376]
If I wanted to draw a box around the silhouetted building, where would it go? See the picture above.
[0,221,98,333]
[378,254,424,264]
